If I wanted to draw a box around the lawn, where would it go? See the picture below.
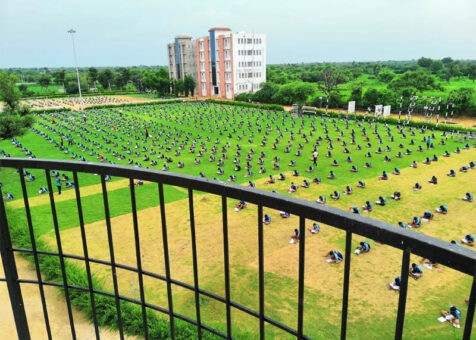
[1,102,475,339]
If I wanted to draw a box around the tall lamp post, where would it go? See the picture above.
[67,29,83,110]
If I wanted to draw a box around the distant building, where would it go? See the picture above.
[166,36,198,86]
[167,28,266,99]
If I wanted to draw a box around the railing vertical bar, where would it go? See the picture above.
[129,178,149,339]
[340,230,352,340]
[221,196,232,339]
[100,175,124,340]
[158,183,175,339]
[73,172,100,340]
[463,273,475,340]
[394,247,411,340]
[19,169,52,340]
[45,169,76,340]
[297,216,306,339]
[0,175,30,340]
[188,189,202,339]
[258,205,265,340]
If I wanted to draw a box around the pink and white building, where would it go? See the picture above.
[194,28,266,99]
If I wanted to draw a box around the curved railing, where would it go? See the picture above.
[0,158,474,340]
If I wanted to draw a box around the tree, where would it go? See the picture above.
[38,73,51,92]
[64,73,88,94]
[87,67,99,88]
[316,66,347,99]
[388,70,441,91]
[417,57,433,68]
[143,70,169,96]
[448,88,474,113]
[0,72,33,140]
[184,75,196,96]
[441,57,453,65]
[98,69,115,90]
[377,70,396,83]
[271,82,315,106]
[430,60,443,74]
[54,69,66,88]
[468,64,476,83]
[174,79,185,96]
[18,84,28,96]
[252,82,279,103]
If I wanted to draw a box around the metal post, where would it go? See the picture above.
[67,29,83,110]
[0,186,30,340]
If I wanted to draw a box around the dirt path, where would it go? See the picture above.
[0,253,138,340]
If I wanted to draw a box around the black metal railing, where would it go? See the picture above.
[0,158,475,340]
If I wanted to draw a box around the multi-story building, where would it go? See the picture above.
[195,28,266,99]
[167,28,266,99]
[167,36,198,87]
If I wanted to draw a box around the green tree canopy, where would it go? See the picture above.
[417,57,433,68]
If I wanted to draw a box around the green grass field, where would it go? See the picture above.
[1,102,475,339]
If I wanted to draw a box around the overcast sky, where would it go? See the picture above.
[1,0,475,68]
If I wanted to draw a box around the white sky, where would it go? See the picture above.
[0,0,475,68]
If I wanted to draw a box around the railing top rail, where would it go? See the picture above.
[1,157,475,275]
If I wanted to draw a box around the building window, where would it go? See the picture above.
[247,38,252,44]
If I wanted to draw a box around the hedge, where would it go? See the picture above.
[31,107,71,113]
[22,90,141,100]
[306,109,476,133]
[204,99,285,111]
[4,206,221,339]
[86,99,184,110]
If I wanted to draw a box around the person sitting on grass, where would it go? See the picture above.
[436,205,447,214]
[384,155,391,163]
[439,306,461,328]
[278,173,286,181]
[454,147,461,154]
[409,216,421,228]
[308,223,320,234]
[288,182,298,193]
[378,171,388,180]
[409,263,423,280]
[410,160,418,168]
[396,151,403,158]
[358,180,365,188]
[26,173,35,182]
[461,234,475,246]
[469,161,475,169]
[354,241,370,255]
[349,206,360,214]
[178,161,184,168]
[460,165,469,173]
[376,196,386,206]
[392,168,400,175]
[327,171,335,180]
[323,250,343,264]
[313,177,322,184]
[344,186,352,195]
[432,154,439,162]
[244,170,253,178]
[363,201,373,212]
[316,195,326,204]
[248,181,255,188]
[422,211,434,221]
[422,157,431,165]
[389,276,401,291]
[398,222,406,229]
[428,176,437,185]
[228,175,237,182]
[162,164,169,171]
[217,168,224,175]
[288,160,296,167]
[234,200,247,212]
[364,162,372,168]
[265,175,275,184]
[292,170,300,176]
[3,192,14,200]
[273,163,280,170]
[263,214,271,225]
[280,211,290,218]
[301,180,310,188]
[350,165,358,172]
[38,187,48,194]
[331,191,340,200]
[413,182,422,191]
[419,257,439,269]
[332,159,339,167]
[462,192,473,202]
[443,150,450,157]
[289,229,300,244]
[391,192,401,200]
[234,164,241,171]
[447,169,456,177]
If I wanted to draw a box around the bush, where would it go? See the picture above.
[204,99,285,111]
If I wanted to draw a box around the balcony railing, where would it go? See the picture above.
[0,158,474,340]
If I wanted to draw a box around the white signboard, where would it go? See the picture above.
[375,105,383,116]
[347,101,356,114]
[383,105,391,117]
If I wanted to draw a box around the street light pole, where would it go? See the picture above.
[67,29,83,110]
